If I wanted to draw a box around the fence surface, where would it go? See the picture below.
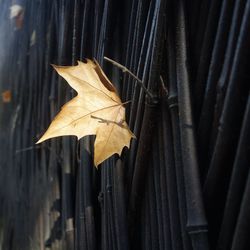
[0,0,250,250]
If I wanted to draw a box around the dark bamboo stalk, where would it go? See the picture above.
[230,166,250,250]
[148,156,160,250]
[167,12,192,250]
[110,159,129,250]
[197,0,236,179]
[209,0,246,154]
[191,0,210,72]
[216,91,250,250]
[174,0,209,249]
[128,0,162,189]
[82,140,96,250]
[203,2,250,246]
[161,100,183,250]
[193,0,223,122]
[157,112,173,250]
[128,95,159,237]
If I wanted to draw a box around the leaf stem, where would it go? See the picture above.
[104,56,154,99]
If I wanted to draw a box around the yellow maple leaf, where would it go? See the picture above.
[37,59,135,166]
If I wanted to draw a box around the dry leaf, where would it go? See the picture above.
[30,30,36,46]
[37,59,135,166]
[9,5,23,19]
[10,4,24,30]
[2,90,12,103]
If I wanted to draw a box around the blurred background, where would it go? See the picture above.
[0,0,250,250]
